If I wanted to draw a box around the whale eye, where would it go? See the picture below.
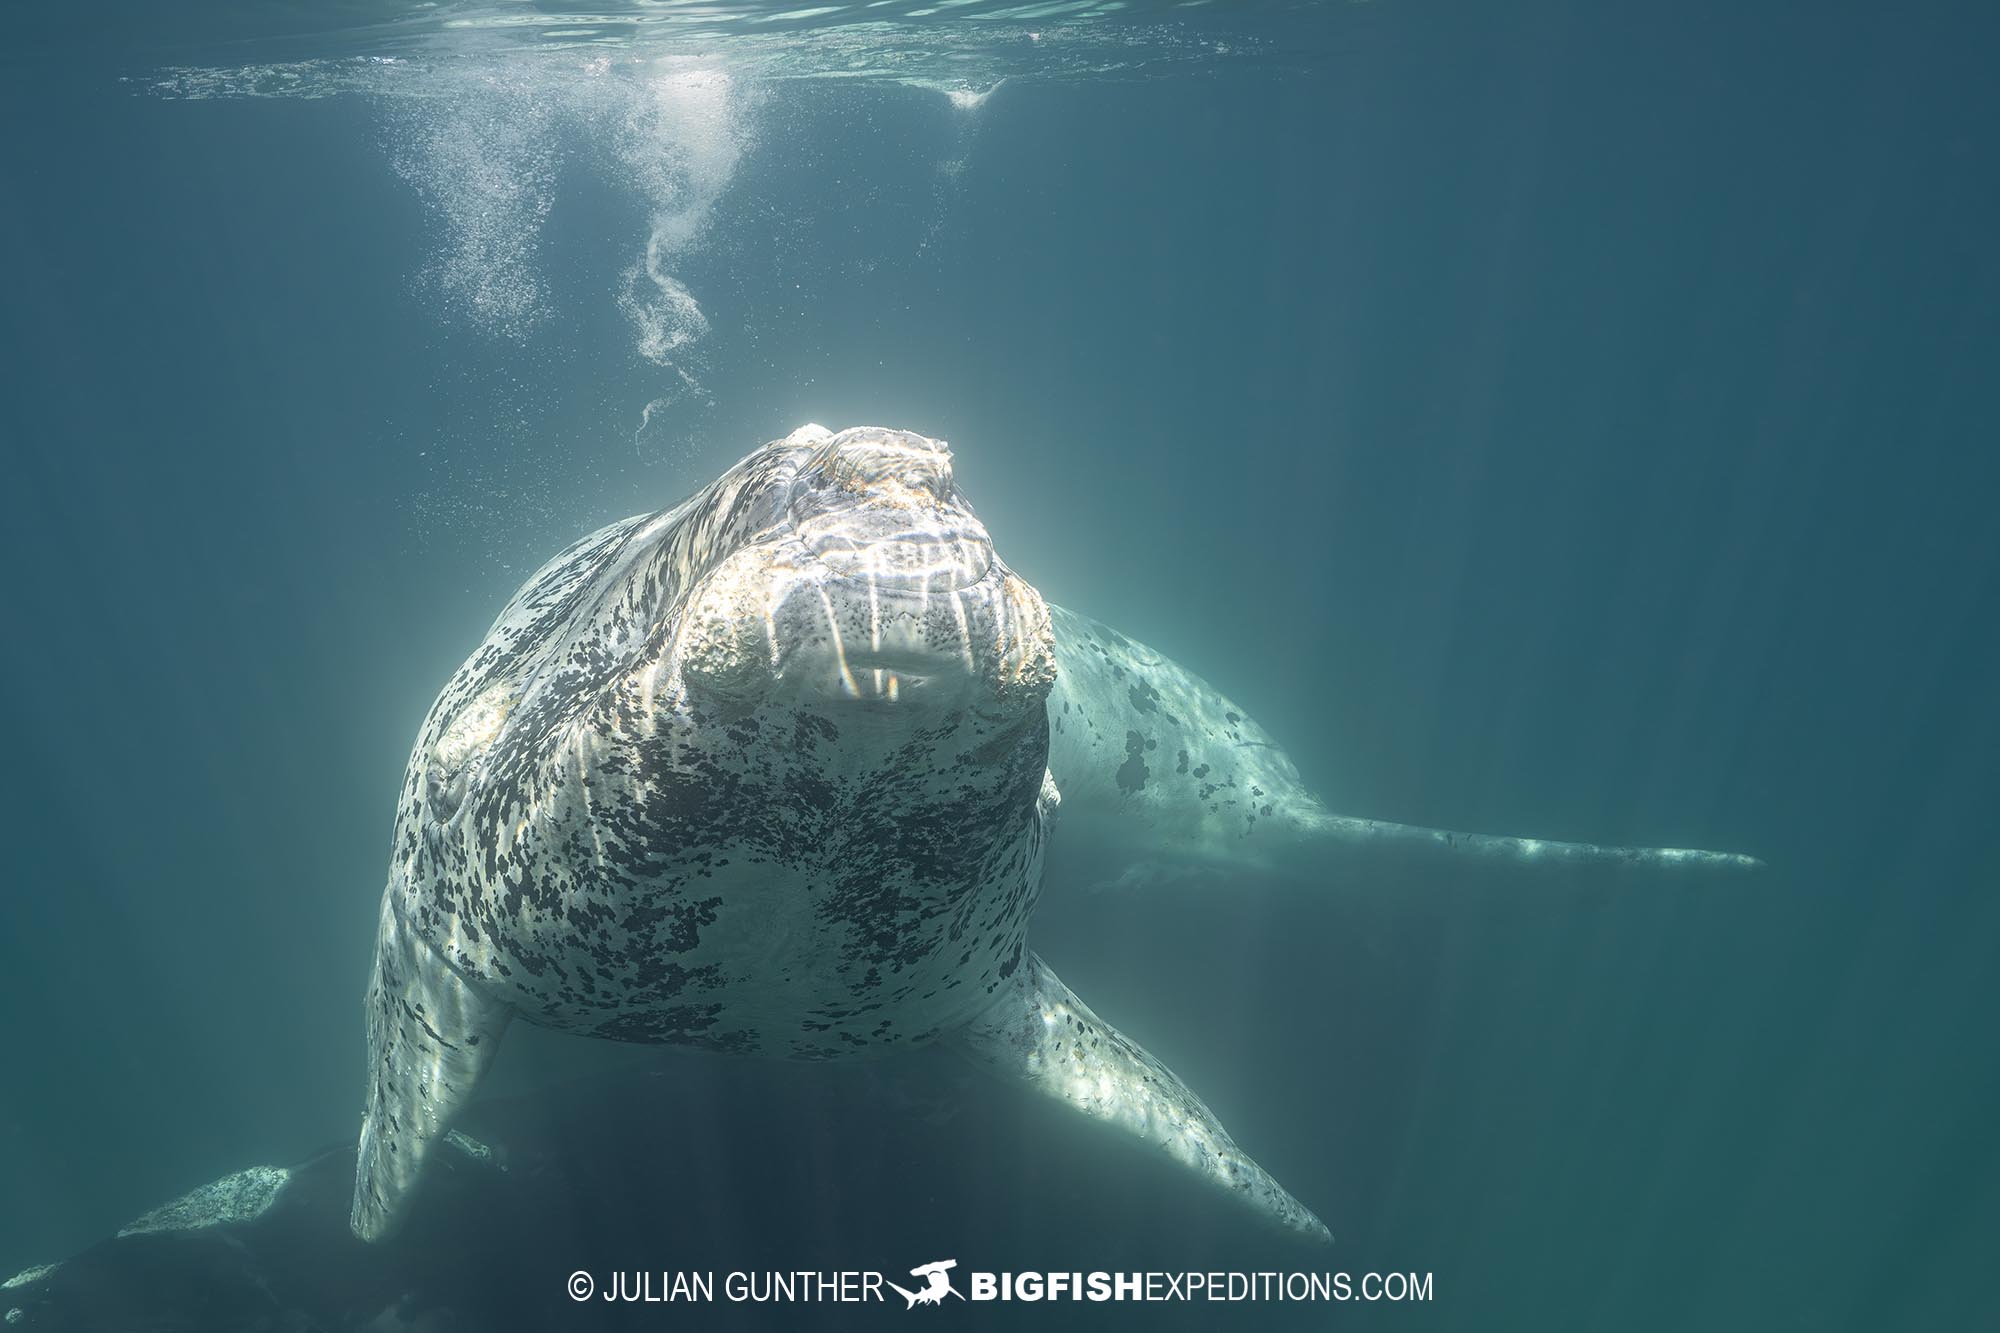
[423,682,518,825]
[426,763,470,822]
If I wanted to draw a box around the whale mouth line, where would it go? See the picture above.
[792,653,939,704]
[844,649,939,678]
[815,633,960,701]
[853,668,931,702]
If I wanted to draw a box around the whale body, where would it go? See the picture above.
[352,424,1757,1244]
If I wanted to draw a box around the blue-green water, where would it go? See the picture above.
[1,2,1994,1328]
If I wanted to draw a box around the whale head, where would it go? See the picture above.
[663,424,1055,723]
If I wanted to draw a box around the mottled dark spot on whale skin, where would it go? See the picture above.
[792,712,839,752]
[1116,730,1151,794]
[1128,679,1161,715]
[593,1002,725,1043]
[1177,748,1189,774]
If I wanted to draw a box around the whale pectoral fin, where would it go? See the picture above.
[951,952,1331,1243]
[1046,605,1762,877]
[1297,813,1765,871]
[1045,604,1329,867]
[351,899,511,1242]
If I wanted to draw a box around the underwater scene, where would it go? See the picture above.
[1,1,1994,1329]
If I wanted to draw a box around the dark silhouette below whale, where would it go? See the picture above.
[1,1050,1352,1332]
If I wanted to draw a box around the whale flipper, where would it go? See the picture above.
[352,897,511,1242]
[1045,605,1759,877]
[953,952,1331,1242]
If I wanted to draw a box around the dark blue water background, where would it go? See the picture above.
[1,2,1994,1327]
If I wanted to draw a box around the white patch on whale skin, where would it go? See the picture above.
[118,1166,291,1238]
[444,1129,495,1163]
[433,682,518,774]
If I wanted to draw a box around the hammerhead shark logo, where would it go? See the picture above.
[885,1258,964,1308]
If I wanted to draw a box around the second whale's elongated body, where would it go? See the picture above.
[353,424,1756,1245]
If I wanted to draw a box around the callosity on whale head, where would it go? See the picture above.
[676,424,1050,712]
